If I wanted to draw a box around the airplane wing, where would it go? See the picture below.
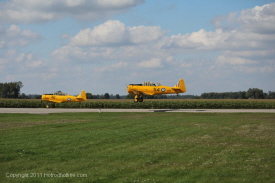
[47,99,63,103]
[142,91,154,95]
[131,90,154,96]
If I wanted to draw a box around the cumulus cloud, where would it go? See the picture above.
[42,2,275,94]
[137,58,163,68]
[70,20,128,46]
[0,0,144,23]
[161,3,275,72]
[53,20,167,64]
[0,50,45,70]
[211,4,275,71]
[53,3,275,74]
[128,26,166,44]
[69,20,165,47]
[216,55,257,65]
[94,61,128,72]
[212,3,275,33]
[240,3,275,34]
[0,25,41,48]
[166,29,232,50]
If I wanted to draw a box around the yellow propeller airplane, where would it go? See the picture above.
[127,79,186,102]
[41,90,87,107]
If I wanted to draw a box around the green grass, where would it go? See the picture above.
[0,112,275,183]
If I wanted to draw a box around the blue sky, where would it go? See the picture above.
[0,0,274,96]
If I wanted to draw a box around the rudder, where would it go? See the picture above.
[179,79,186,92]
[77,90,87,101]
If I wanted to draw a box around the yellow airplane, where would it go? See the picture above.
[127,79,186,102]
[41,90,87,107]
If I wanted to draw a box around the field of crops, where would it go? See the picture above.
[1,99,275,109]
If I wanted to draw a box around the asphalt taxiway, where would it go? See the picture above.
[0,108,275,114]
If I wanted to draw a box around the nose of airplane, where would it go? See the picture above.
[41,95,49,100]
[126,85,131,93]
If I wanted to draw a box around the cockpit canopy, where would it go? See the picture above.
[53,91,67,96]
[142,82,161,86]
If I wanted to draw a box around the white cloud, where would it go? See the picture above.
[53,2,275,75]
[216,55,257,65]
[53,20,168,65]
[0,25,41,48]
[0,0,144,23]
[238,3,275,34]
[180,63,192,68]
[70,20,128,46]
[162,3,275,74]
[94,61,128,72]
[164,29,234,50]
[137,58,163,68]
[212,3,275,34]
[69,20,165,47]
[128,25,165,44]
[234,65,275,73]
[2,2,274,95]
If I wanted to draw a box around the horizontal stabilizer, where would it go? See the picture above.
[76,90,87,101]
[172,79,186,93]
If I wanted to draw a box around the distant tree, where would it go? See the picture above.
[126,93,135,99]
[20,93,27,99]
[115,94,120,99]
[103,93,110,99]
[0,81,23,98]
[86,92,92,99]
[144,95,157,99]
[238,91,247,99]
[268,91,275,99]
[246,88,264,99]
[35,95,41,99]
[92,94,100,99]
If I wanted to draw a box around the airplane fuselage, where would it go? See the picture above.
[127,79,186,102]
[41,94,84,103]
[127,85,181,95]
[41,90,87,104]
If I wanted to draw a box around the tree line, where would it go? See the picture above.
[200,88,275,99]
[86,93,121,99]
[0,81,23,98]
[1,81,274,99]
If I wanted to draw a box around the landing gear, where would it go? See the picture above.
[134,95,143,102]
[45,103,55,108]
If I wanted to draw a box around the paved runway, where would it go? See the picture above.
[0,108,275,114]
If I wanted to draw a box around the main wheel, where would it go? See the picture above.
[134,95,139,103]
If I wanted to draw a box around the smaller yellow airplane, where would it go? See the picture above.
[41,90,87,107]
[127,79,186,102]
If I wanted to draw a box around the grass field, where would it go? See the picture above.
[1,112,275,182]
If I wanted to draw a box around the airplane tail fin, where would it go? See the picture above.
[179,79,186,93]
[173,79,186,93]
[77,90,87,101]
